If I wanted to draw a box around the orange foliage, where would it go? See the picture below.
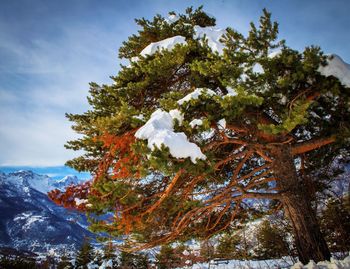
[96,129,141,180]
[48,181,92,211]
[49,130,141,215]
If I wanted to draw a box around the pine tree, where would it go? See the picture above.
[75,239,94,269]
[320,195,350,257]
[119,251,149,269]
[199,239,215,262]
[155,244,181,269]
[255,219,290,259]
[49,6,350,264]
[101,241,118,268]
[215,233,244,260]
[57,252,73,269]
[118,251,134,269]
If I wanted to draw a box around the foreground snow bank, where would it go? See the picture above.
[291,254,350,269]
[188,254,350,269]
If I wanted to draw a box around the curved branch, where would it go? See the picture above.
[292,136,336,155]
[143,169,184,216]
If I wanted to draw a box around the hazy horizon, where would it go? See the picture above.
[0,165,90,180]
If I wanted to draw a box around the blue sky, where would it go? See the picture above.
[1,0,350,167]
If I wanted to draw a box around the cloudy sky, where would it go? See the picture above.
[1,0,349,167]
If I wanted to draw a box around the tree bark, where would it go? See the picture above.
[271,145,331,264]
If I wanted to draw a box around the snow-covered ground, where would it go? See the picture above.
[84,255,350,269]
[187,255,350,269]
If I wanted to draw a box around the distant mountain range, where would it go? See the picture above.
[0,166,90,181]
[0,170,93,253]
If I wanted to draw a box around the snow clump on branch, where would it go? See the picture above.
[135,109,206,163]
[193,26,226,55]
[140,36,187,57]
[177,88,217,105]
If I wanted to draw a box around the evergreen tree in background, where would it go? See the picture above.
[49,6,350,264]
[255,219,290,259]
[102,241,118,268]
[57,252,73,269]
[215,232,244,260]
[119,251,149,269]
[199,239,216,262]
[0,256,36,269]
[155,244,181,269]
[75,239,94,269]
[320,195,350,257]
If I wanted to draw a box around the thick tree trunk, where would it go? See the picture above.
[271,146,331,264]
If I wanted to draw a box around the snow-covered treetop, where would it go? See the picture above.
[135,13,350,88]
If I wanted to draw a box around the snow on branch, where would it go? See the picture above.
[135,109,206,163]
[140,36,187,57]
[138,25,226,58]
[193,26,226,55]
[177,88,217,105]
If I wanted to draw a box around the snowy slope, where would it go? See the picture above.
[1,170,50,194]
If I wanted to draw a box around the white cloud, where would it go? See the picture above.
[0,22,121,166]
[0,107,81,166]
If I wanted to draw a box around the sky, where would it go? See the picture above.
[1,0,350,167]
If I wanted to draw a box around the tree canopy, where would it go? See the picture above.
[49,6,350,262]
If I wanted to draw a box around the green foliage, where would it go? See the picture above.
[258,99,312,134]
[119,6,215,59]
[199,239,216,261]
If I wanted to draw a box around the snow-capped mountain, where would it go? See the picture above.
[49,174,84,190]
[0,170,85,194]
[0,170,93,253]
[0,170,51,194]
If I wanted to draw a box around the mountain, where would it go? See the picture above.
[49,174,83,190]
[0,170,93,253]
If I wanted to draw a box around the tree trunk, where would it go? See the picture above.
[271,146,331,264]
